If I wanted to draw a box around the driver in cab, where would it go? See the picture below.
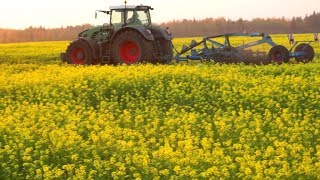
[127,11,142,25]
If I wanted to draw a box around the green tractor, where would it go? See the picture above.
[61,5,173,65]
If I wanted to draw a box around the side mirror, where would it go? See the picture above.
[95,10,109,19]
[314,33,319,42]
[287,34,294,44]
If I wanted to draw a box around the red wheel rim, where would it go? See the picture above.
[272,51,283,63]
[119,41,140,64]
[71,48,86,64]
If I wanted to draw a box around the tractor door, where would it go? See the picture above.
[111,10,125,30]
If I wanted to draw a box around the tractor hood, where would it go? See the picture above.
[78,26,102,38]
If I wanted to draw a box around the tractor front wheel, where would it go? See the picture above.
[66,39,94,65]
[113,30,154,64]
[268,45,290,64]
[294,43,314,63]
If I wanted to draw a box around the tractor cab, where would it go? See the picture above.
[109,5,153,28]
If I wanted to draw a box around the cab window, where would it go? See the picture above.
[125,10,134,24]
[111,10,124,25]
[136,10,150,26]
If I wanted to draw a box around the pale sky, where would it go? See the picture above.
[0,0,319,29]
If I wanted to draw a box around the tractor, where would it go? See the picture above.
[61,5,173,65]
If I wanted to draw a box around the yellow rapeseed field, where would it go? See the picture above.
[0,35,320,179]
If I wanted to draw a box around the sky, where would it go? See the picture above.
[0,0,319,29]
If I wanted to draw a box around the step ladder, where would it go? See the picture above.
[99,42,112,64]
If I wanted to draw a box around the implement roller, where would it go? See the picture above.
[174,33,318,64]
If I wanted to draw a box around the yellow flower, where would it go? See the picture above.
[244,167,252,175]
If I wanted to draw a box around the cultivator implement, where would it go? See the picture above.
[174,33,318,64]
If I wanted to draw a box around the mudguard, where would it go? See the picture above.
[111,26,155,42]
[151,26,173,40]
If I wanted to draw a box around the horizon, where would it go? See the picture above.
[0,0,319,30]
[0,13,317,30]
[1,12,318,31]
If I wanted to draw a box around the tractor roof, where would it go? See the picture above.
[109,5,153,10]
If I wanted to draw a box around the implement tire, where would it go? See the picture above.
[294,43,314,63]
[113,30,154,64]
[268,45,290,64]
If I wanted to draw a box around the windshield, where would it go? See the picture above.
[136,10,151,26]
[111,9,151,26]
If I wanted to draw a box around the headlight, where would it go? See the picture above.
[166,29,172,36]
[145,29,152,35]
[165,27,172,36]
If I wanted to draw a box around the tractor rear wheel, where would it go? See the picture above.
[294,43,314,63]
[113,30,154,64]
[268,45,290,64]
[159,39,173,64]
[66,39,94,65]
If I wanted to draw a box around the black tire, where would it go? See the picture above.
[66,39,94,65]
[158,39,173,64]
[268,45,290,64]
[294,43,314,63]
[112,30,154,64]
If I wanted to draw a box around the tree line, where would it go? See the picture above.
[161,11,320,37]
[0,12,319,43]
[0,24,92,43]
